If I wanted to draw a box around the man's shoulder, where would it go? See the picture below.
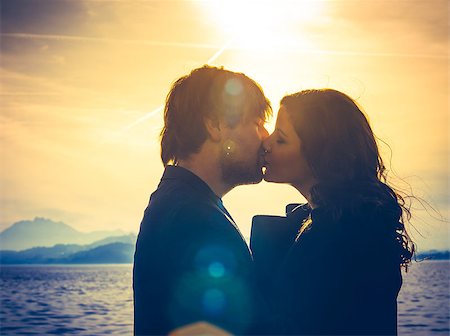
[148,185,218,215]
[142,185,225,233]
[150,179,195,205]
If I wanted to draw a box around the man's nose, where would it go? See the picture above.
[260,126,269,140]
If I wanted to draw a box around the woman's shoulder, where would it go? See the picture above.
[252,203,310,222]
[309,203,402,259]
[250,203,310,254]
[251,203,310,238]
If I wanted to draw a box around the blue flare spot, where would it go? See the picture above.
[225,78,243,96]
[208,262,225,278]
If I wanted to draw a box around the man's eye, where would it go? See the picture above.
[277,138,285,144]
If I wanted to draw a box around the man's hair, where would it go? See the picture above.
[160,65,272,166]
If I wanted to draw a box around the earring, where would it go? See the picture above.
[224,140,235,156]
[226,145,231,156]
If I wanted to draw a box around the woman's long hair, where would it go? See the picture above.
[281,89,415,267]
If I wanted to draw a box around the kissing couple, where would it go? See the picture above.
[133,66,415,335]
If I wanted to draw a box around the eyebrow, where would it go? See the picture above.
[276,128,288,137]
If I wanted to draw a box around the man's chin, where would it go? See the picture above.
[241,165,264,185]
[244,169,264,185]
[252,174,264,184]
[222,165,264,187]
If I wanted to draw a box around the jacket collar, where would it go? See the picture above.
[161,165,233,216]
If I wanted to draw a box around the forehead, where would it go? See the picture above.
[276,105,299,136]
[240,101,269,125]
[245,108,266,121]
[220,79,270,124]
[240,80,271,122]
[276,105,290,125]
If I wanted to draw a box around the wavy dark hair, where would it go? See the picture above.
[281,89,415,267]
[160,65,272,166]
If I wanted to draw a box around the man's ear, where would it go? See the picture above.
[204,117,222,142]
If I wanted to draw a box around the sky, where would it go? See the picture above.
[1,0,448,251]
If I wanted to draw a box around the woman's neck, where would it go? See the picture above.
[292,180,318,209]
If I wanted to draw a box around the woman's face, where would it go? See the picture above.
[263,105,316,190]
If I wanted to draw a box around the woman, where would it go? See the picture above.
[250,89,415,335]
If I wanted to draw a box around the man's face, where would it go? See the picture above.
[220,115,269,187]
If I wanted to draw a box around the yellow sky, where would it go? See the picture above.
[1,0,448,250]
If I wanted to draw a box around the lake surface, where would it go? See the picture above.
[1,261,449,335]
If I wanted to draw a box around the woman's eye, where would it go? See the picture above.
[276,138,285,144]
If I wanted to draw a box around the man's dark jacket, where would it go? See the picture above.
[133,166,265,335]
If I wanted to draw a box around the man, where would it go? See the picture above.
[133,65,272,335]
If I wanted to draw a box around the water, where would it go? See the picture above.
[0,265,133,335]
[0,261,448,335]
[398,260,450,335]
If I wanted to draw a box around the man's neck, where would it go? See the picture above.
[177,159,232,198]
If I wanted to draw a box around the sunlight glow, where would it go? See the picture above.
[203,0,325,50]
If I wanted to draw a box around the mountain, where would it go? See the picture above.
[0,235,136,264]
[64,242,134,264]
[86,233,136,249]
[0,217,126,251]
[0,244,86,264]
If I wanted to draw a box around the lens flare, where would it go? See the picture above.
[202,288,226,316]
[208,262,226,278]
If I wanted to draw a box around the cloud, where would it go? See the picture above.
[1,33,219,49]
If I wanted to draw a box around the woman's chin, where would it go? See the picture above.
[263,170,281,183]
[263,173,291,184]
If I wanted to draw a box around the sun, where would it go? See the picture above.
[201,0,325,50]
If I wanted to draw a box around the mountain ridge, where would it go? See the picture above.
[0,217,447,264]
[0,235,136,264]
[0,217,130,251]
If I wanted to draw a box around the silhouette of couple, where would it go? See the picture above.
[133,66,415,335]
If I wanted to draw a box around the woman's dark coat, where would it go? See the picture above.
[251,203,402,335]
